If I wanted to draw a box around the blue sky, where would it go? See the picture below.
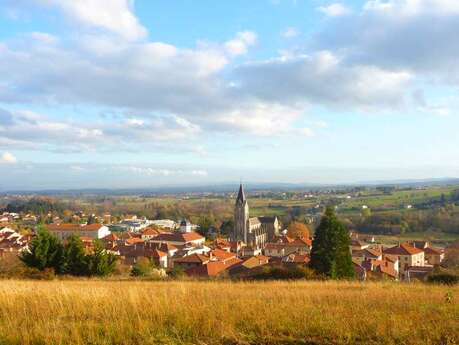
[1,0,459,190]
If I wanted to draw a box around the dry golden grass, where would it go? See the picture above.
[0,280,457,345]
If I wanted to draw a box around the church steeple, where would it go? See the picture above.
[234,183,249,244]
[236,183,246,204]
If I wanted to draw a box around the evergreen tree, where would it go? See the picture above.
[88,240,117,277]
[63,235,89,276]
[310,206,355,279]
[20,226,64,273]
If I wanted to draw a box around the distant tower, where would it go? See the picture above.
[180,219,192,233]
[234,184,249,243]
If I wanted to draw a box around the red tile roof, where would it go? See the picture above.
[211,248,236,261]
[102,233,118,242]
[174,254,210,265]
[142,228,161,236]
[423,246,443,255]
[361,259,397,278]
[384,243,424,256]
[126,237,145,245]
[151,231,204,243]
[185,258,243,277]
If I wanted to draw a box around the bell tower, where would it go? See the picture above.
[234,183,249,243]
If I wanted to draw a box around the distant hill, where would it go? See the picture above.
[2,178,459,196]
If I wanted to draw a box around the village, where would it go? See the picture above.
[0,185,448,281]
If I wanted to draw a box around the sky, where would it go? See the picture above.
[1,0,459,190]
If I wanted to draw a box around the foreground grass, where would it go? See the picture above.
[0,280,457,345]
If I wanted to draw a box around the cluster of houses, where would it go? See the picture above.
[0,186,447,280]
[0,212,37,225]
[351,236,444,281]
[0,221,446,280]
[0,227,30,257]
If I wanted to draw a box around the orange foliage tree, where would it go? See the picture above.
[287,222,310,239]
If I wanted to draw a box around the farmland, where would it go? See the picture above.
[0,280,457,345]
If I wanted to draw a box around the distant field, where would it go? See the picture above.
[343,186,457,210]
[0,280,457,345]
[374,231,459,247]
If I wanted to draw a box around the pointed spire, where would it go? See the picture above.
[236,183,246,204]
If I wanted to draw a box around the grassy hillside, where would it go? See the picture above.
[0,280,457,345]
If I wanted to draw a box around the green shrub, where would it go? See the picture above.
[427,273,459,285]
[131,258,155,277]
[250,265,318,280]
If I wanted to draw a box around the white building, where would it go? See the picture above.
[151,219,177,230]
[46,223,111,240]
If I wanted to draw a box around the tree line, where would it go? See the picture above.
[20,226,116,277]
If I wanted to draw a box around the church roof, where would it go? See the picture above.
[257,216,278,224]
[236,184,246,204]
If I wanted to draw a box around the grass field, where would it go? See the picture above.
[0,280,457,345]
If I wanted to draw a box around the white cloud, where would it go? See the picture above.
[318,3,352,17]
[214,103,304,136]
[29,32,58,45]
[282,27,299,38]
[364,0,459,16]
[315,0,459,84]
[295,127,315,137]
[235,52,412,111]
[224,31,257,56]
[126,118,145,127]
[1,152,17,164]
[39,0,147,41]
[191,170,208,177]
[0,108,203,153]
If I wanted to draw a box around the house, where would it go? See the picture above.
[405,240,429,249]
[405,266,434,282]
[383,243,425,277]
[101,233,119,249]
[240,245,262,257]
[0,227,29,253]
[121,245,168,268]
[141,227,162,241]
[350,240,370,251]
[404,241,444,265]
[110,218,152,232]
[149,231,205,247]
[212,238,232,252]
[361,258,398,280]
[150,219,177,230]
[228,255,270,277]
[352,247,383,265]
[264,237,312,258]
[173,253,210,269]
[282,253,310,265]
[185,258,242,278]
[423,247,444,265]
[210,249,240,266]
[46,223,111,240]
[264,243,287,257]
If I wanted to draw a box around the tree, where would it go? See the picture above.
[20,226,64,273]
[220,219,234,236]
[197,215,216,237]
[310,206,355,279]
[131,257,155,277]
[63,235,89,276]
[87,240,117,277]
[287,222,310,239]
[87,214,97,225]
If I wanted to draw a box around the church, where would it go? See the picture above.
[232,184,280,249]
